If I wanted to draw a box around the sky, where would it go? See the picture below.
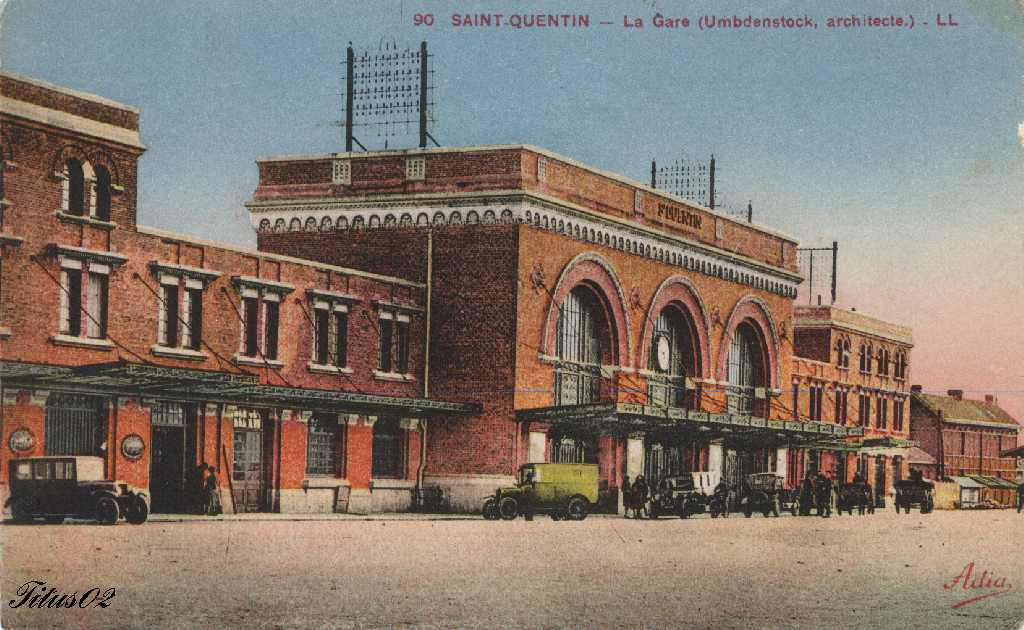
[2,0,1023,420]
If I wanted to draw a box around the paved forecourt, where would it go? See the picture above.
[3,510,1022,629]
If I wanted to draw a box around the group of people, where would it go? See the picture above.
[622,475,650,518]
[798,471,836,517]
[186,463,223,515]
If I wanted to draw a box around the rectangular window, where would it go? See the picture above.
[263,300,280,361]
[333,311,348,367]
[875,396,884,428]
[60,268,83,336]
[86,272,108,339]
[396,319,409,374]
[242,296,259,357]
[184,286,203,350]
[379,317,393,373]
[809,384,822,422]
[858,393,869,427]
[893,399,904,431]
[791,383,800,420]
[160,283,180,347]
[314,306,330,365]
[306,414,344,476]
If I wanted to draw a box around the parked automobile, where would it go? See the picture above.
[482,463,598,521]
[894,471,934,514]
[739,473,791,518]
[5,456,149,525]
[836,481,874,515]
[648,475,709,519]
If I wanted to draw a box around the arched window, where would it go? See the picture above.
[94,165,111,221]
[837,338,851,368]
[371,417,405,478]
[648,306,698,408]
[547,434,594,464]
[554,286,607,406]
[63,159,86,216]
[859,344,872,374]
[726,322,765,416]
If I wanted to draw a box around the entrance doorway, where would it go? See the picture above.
[150,402,195,513]
[232,409,266,512]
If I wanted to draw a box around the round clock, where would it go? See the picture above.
[121,434,145,461]
[655,335,671,372]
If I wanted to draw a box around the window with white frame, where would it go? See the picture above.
[378,309,411,374]
[332,159,351,185]
[859,343,872,374]
[893,397,905,431]
[310,294,351,369]
[834,388,848,424]
[808,382,823,422]
[858,392,869,427]
[60,159,112,221]
[153,266,216,353]
[58,258,109,339]
[234,278,293,363]
[876,394,887,428]
[405,157,425,181]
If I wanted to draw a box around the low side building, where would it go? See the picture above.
[0,71,478,515]
[911,389,1020,480]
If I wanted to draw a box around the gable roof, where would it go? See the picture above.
[913,392,1020,429]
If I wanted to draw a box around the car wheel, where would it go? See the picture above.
[10,497,36,523]
[497,496,518,520]
[566,496,588,521]
[126,496,149,525]
[96,497,120,525]
[481,498,499,520]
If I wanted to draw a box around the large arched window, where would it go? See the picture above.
[547,432,596,464]
[726,322,766,416]
[647,306,698,408]
[554,286,608,406]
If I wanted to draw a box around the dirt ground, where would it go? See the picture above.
[2,508,1023,629]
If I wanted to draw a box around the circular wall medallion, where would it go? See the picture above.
[8,428,35,453]
[121,434,145,461]
[655,335,671,372]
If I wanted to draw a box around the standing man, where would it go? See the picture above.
[1017,478,1023,514]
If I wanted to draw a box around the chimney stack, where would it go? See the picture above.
[911,384,923,393]
[984,394,995,404]
[947,389,963,400]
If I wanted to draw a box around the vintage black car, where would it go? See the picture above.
[836,482,874,515]
[894,471,934,514]
[739,473,793,518]
[5,456,149,525]
[648,475,708,519]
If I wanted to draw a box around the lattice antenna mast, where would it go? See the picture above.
[341,39,438,152]
[796,241,839,305]
[650,153,715,209]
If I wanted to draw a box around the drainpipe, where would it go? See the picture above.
[416,230,433,502]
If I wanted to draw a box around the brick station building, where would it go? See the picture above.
[247,142,845,512]
[790,305,914,506]
[0,72,478,515]
[3,71,917,516]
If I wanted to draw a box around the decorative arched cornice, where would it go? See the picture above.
[540,252,632,367]
[85,149,122,186]
[636,275,711,379]
[49,144,92,174]
[715,295,782,390]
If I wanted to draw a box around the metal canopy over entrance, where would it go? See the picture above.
[1,361,479,416]
[517,401,866,448]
